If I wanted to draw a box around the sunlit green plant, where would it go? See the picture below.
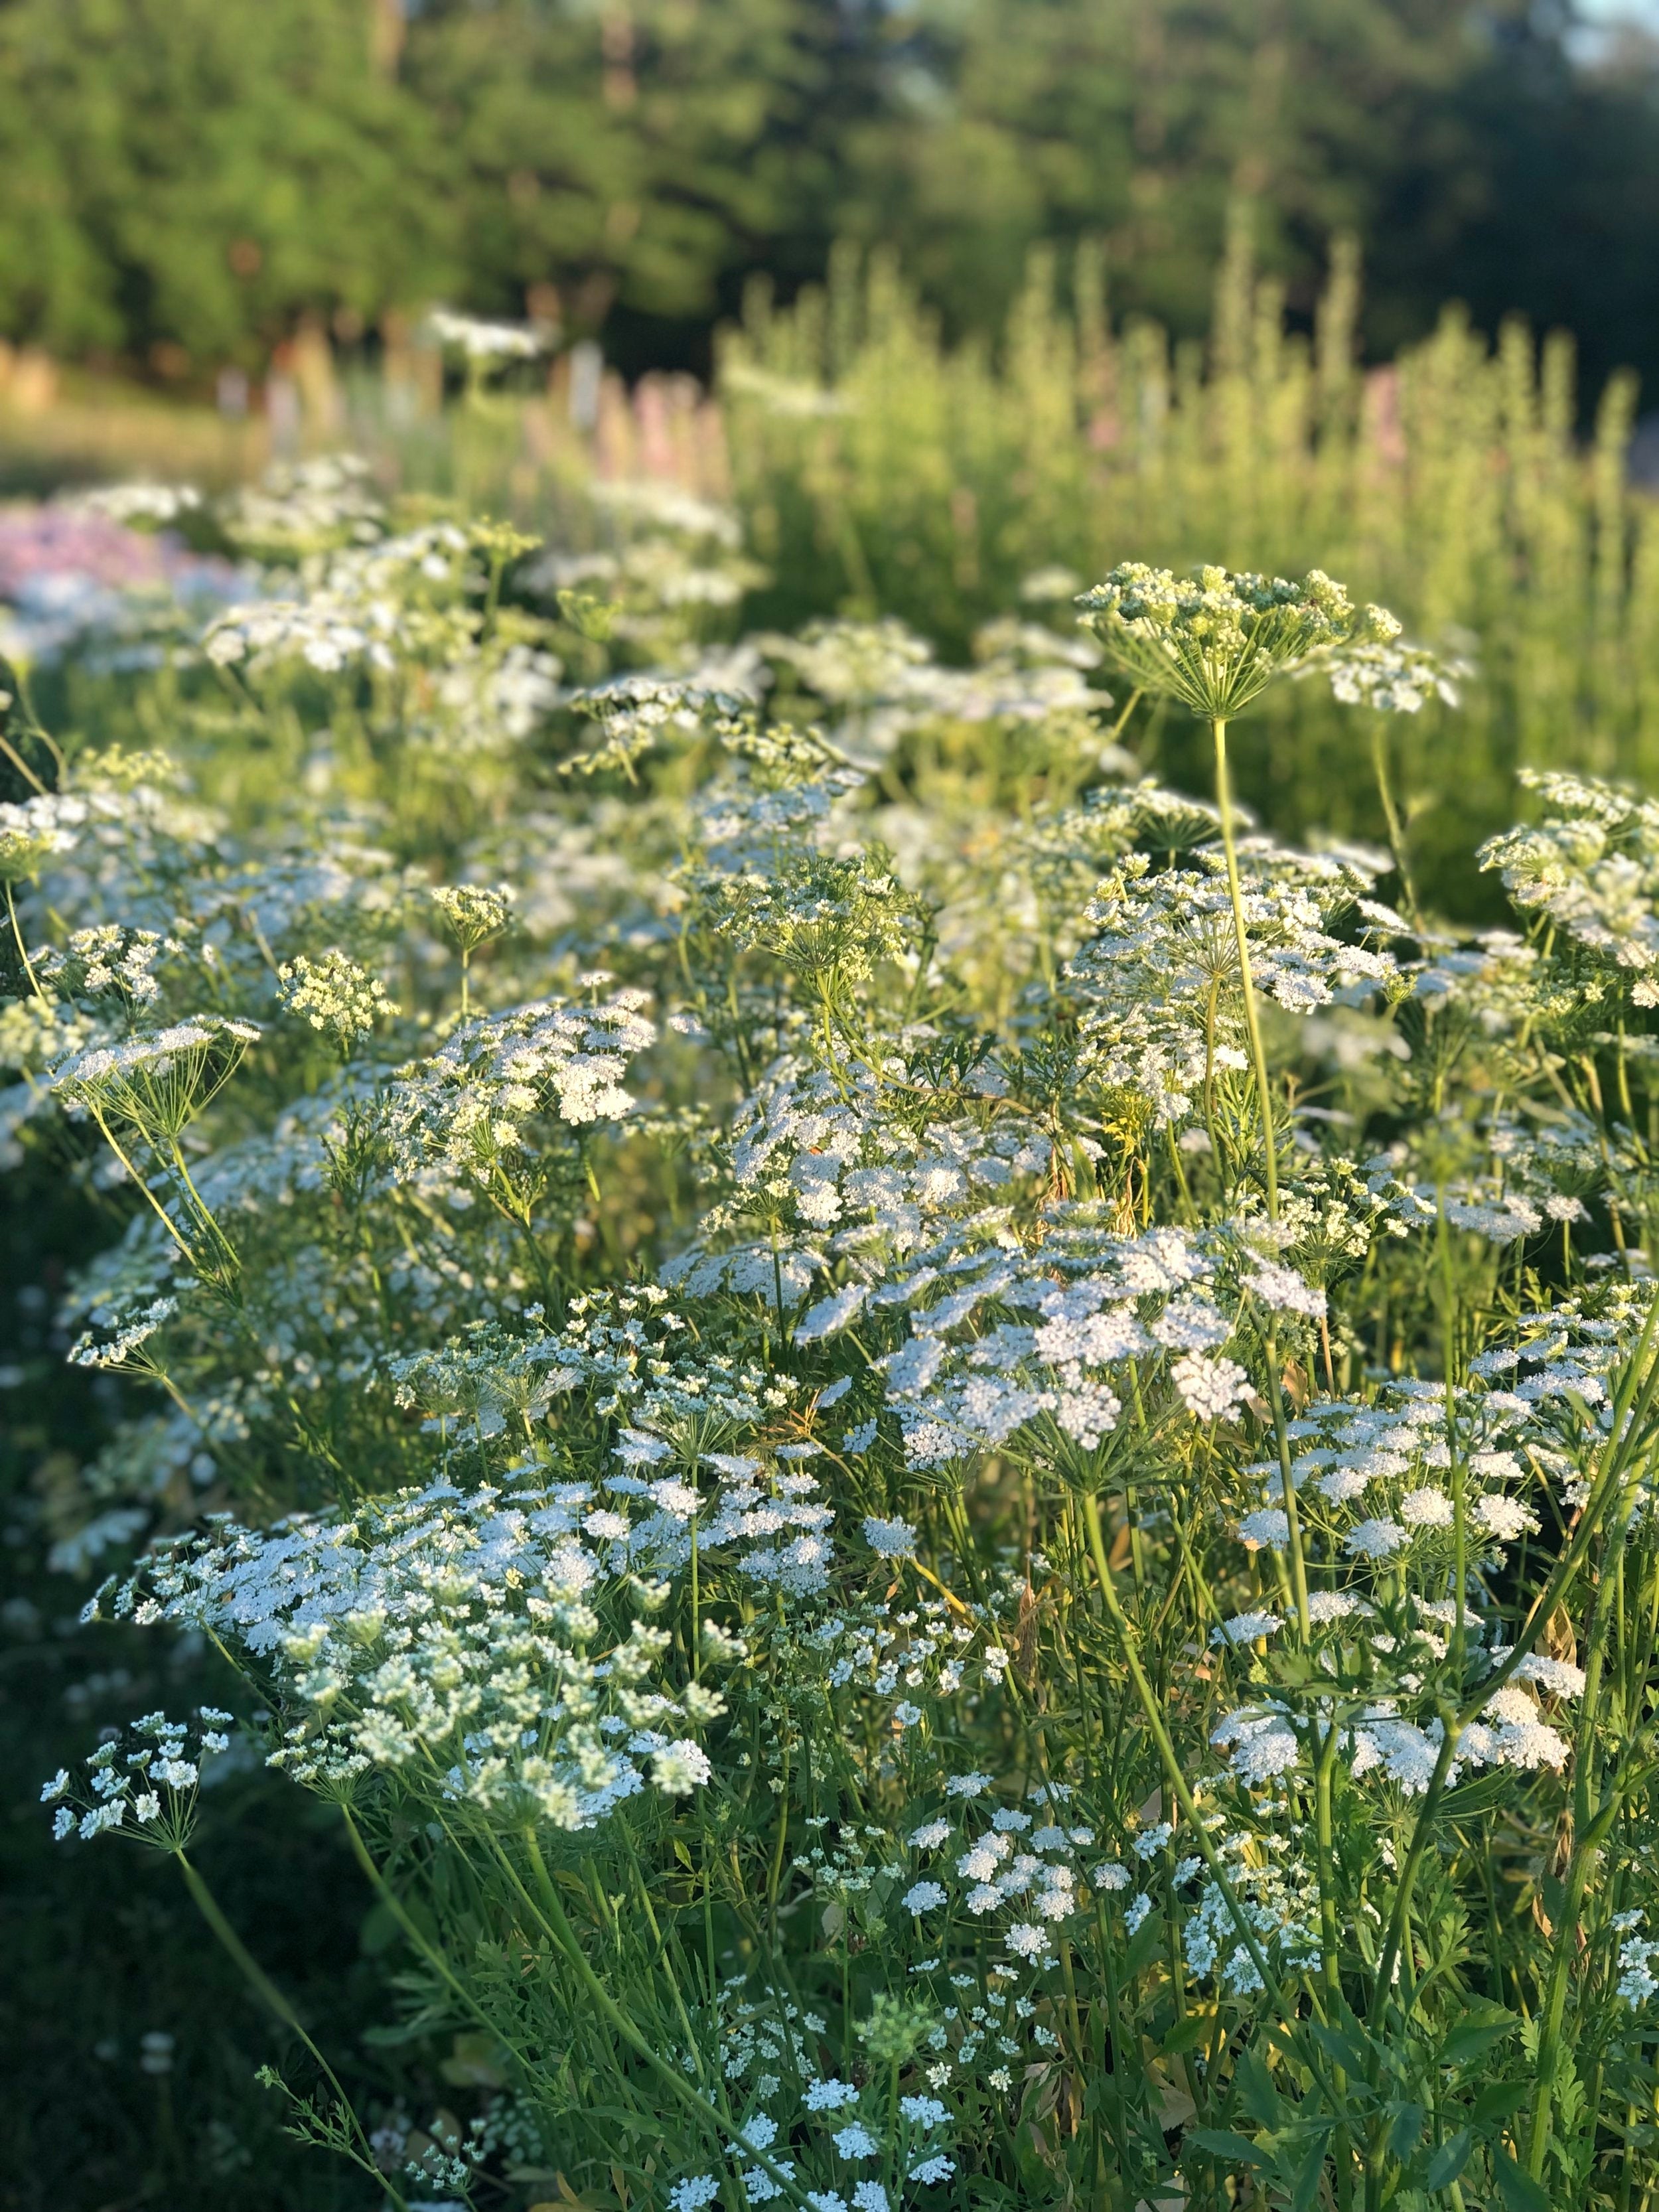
[13,459,1659,2212]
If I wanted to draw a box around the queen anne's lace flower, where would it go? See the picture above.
[98,1478,737,1828]
[862,1515,918,1558]
[431,881,516,953]
[382,992,653,1215]
[1078,564,1380,719]
[276,948,397,1047]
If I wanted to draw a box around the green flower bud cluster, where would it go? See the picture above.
[1078,563,1397,719]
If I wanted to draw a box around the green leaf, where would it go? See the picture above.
[1307,2020,1371,2077]
[1435,1770,1512,1820]
[1423,2128,1472,2190]
[1161,2010,1214,2057]
[1289,2128,1333,2212]
[358,1897,404,1956]
[1183,2126,1267,2168]
[1387,2101,1425,2158]
[1437,2006,1520,2071]
[1471,2080,1530,2125]
[1236,2047,1286,2132]
[1491,2149,1551,2212]
[1124,1911,1164,1977]
[1011,2118,1062,2195]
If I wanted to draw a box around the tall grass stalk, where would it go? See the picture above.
[720,240,1651,900]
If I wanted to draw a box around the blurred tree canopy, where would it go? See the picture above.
[0,0,449,364]
[0,0,1656,393]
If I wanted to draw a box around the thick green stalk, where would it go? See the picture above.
[1311,1722,1345,2012]
[1527,1837,1599,2183]
[1211,715,1278,1222]
[1366,1714,1459,2029]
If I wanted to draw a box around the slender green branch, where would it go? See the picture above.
[174,1850,406,2209]
[518,1833,814,2211]
[1211,715,1277,1222]
[1080,1490,1292,2019]
[4,879,46,999]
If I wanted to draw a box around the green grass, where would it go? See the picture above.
[717,242,1652,906]
[10,236,1655,919]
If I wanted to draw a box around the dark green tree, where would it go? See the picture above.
[401,0,856,355]
[820,0,1659,403]
[0,0,1657,398]
[0,0,451,366]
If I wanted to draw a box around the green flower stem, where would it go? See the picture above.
[88,1105,198,1260]
[1078,1490,1291,2022]
[1082,1486,1354,2212]
[618,1826,713,2091]
[1361,1714,1459,2212]
[473,1824,664,2129]
[1210,715,1278,1223]
[1311,1721,1344,2014]
[1526,1532,1653,2179]
[4,879,46,999]
[518,1830,814,2211]
[1479,1293,1659,1716]
[1435,1197,1470,1665]
[766,1735,792,1923]
[1091,1893,1157,2185]
[1261,1345,1313,1639]
[340,1808,524,2061]
[1108,685,1145,744]
[1372,1292,1659,2049]
[173,1850,405,2209]
[1368,720,1422,929]
[1212,719,1316,1641]
[0,724,51,795]
[1527,1798,1610,2181]
[166,1136,240,1280]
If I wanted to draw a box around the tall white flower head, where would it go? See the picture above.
[431,882,516,957]
[52,1015,261,1142]
[277,949,398,1051]
[1077,564,1392,719]
[862,1515,918,1560]
[425,307,549,362]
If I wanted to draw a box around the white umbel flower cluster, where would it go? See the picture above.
[102,1477,737,1827]
[382,991,653,1209]
[276,948,399,1049]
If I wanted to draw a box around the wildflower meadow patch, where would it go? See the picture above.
[8,446,1659,2209]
